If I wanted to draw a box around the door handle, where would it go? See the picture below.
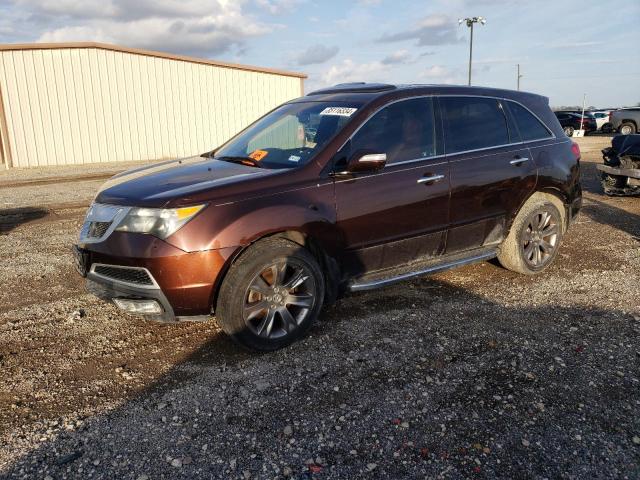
[510,157,529,165]
[417,174,445,184]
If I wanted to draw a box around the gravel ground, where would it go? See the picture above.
[1,136,639,479]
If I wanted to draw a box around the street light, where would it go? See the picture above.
[458,16,486,86]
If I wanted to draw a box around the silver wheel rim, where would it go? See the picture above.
[564,127,573,136]
[243,260,316,340]
[522,209,559,268]
[621,125,632,135]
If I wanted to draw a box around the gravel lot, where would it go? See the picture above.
[1,136,639,479]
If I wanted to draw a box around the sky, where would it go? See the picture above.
[1,0,639,108]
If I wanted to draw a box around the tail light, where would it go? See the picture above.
[571,142,581,160]
[608,111,612,121]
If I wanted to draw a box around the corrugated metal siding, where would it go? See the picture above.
[0,46,304,168]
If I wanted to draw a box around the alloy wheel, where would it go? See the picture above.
[521,208,560,268]
[243,261,316,339]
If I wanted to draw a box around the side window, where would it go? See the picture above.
[351,97,436,164]
[508,101,553,141]
[440,97,509,153]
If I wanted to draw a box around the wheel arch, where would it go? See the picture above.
[210,229,341,313]
[509,189,569,238]
[619,119,638,131]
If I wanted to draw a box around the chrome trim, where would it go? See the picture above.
[359,153,387,163]
[510,157,530,165]
[386,154,445,167]
[79,203,131,244]
[89,263,161,290]
[348,250,497,292]
[417,174,445,184]
[332,160,448,184]
[446,141,526,158]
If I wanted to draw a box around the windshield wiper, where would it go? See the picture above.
[214,156,263,168]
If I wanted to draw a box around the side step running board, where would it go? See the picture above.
[348,250,497,292]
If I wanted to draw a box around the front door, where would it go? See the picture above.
[333,97,450,275]
[438,96,537,253]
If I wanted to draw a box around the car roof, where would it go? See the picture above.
[291,82,549,106]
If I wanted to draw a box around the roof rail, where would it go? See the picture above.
[307,83,397,96]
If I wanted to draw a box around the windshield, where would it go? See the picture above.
[213,102,359,169]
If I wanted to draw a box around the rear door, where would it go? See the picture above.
[334,97,450,275]
[440,96,536,254]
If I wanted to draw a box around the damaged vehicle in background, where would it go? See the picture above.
[598,134,640,196]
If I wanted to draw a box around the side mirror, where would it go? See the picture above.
[346,150,387,173]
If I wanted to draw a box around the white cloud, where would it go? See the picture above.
[420,65,457,84]
[381,49,412,65]
[255,0,303,14]
[15,0,276,57]
[315,58,390,88]
[378,14,461,46]
[292,44,339,66]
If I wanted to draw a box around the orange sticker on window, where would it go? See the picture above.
[249,149,269,161]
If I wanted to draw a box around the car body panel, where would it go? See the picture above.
[334,157,450,275]
[446,144,537,253]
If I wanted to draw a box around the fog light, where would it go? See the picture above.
[113,298,163,315]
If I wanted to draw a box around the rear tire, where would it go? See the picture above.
[563,126,574,137]
[216,237,325,351]
[498,196,564,275]
[619,122,636,135]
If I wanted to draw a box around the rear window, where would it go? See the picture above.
[440,97,509,154]
[507,101,553,142]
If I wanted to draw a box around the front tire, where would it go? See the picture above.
[563,126,574,137]
[619,122,636,135]
[216,237,325,351]
[498,197,564,275]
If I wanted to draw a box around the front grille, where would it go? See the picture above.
[93,265,154,286]
[88,221,112,239]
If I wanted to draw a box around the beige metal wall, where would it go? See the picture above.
[0,43,305,169]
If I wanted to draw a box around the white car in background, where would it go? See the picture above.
[591,111,611,130]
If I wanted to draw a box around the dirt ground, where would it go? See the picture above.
[0,136,638,479]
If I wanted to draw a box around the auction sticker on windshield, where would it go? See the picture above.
[320,107,357,117]
[249,149,269,161]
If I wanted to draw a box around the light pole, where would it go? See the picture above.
[517,63,523,91]
[458,16,486,86]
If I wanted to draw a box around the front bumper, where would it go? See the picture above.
[75,232,238,321]
[86,275,179,323]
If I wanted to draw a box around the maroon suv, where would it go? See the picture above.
[74,83,582,350]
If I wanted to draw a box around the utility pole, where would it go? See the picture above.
[459,16,486,86]
[517,64,523,91]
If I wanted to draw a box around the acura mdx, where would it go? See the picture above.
[74,83,582,350]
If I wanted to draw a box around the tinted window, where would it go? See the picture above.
[508,101,552,141]
[440,97,509,153]
[351,97,436,164]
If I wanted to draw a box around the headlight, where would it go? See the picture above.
[115,204,206,239]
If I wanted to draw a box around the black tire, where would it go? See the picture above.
[563,126,574,137]
[216,237,325,351]
[497,196,564,275]
[619,122,636,135]
[601,172,627,189]
[601,122,613,134]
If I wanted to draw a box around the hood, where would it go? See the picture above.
[95,155,275,207]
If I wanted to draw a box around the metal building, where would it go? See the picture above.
[0,42,306,169]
